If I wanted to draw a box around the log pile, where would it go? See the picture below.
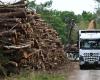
[0,0,66,73]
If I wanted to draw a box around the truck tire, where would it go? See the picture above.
[80,65,84,70]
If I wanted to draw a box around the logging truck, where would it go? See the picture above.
[79,30,100,69]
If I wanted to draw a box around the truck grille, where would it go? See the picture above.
[84,53,99,56]
[84,53,99,62]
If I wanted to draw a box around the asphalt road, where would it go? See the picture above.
[67,63,100,80]
[68,69,100,80]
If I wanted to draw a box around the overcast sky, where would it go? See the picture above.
[2,0,97,14]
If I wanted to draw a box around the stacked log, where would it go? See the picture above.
[0,0,66,74]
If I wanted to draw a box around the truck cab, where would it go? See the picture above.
[79,30,100,69]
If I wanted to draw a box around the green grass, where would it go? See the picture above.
[5,71,66,80]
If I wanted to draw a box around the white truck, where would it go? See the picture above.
[79,30,100,69]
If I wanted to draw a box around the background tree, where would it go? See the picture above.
[82,11,96,21]
[95,0,100,28]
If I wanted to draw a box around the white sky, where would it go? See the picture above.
[2,0,97,14]
[35,0,97,14]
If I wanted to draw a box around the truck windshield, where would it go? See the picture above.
[80,39,100,49]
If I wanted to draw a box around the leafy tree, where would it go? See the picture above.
[94,0,100,29]
[27,0,52,13]
[82,11,96,21]
[60,11,78,23]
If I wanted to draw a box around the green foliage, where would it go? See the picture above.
[27,1,36,8]
[82,11,96,21]
[94,1,100,28]
[42,0,52,8]
[60,11,78,23]
[27,0,52,13]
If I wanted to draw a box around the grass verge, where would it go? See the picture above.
[5,71,66,80]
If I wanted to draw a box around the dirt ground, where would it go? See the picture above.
[49,61,80,79]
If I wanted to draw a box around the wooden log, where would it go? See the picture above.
[0,11,26,18]
[3,41,33,49]
[0,22,32,31]
[0,23,19,29]
[0,4,26,8]
[12,0,26,5]
[0,18,21,23]
[4,44,31,49]
[0,23,23,28]
[0,8,25,13]
[0,30,17,36]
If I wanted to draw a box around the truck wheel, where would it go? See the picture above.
[80,65,84,70]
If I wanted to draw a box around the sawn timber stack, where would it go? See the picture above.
[0,1,66,72]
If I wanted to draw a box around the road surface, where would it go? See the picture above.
[67,62,100,80]
[68,70,100,80]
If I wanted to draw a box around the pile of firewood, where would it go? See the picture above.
[0,0,66,74]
